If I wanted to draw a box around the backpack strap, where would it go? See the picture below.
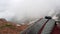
[26,18,48,34]
[40,19,55,34]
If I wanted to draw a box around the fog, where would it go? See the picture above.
[0,0,60,23]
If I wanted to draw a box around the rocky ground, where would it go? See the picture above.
[0,18,28,34]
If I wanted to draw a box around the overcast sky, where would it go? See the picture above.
[0,0,60,23]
